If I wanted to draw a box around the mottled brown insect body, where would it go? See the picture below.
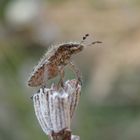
[28,43,84,87]
[28,34,102,87]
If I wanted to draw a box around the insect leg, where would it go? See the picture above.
[58,66,65,88]
[68,61,82,86]
[42,64,49,88]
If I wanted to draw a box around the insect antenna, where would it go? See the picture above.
[81,33,89,43]
[82,33,89,41]
[86,40,102,47]
[78,34,102,47]
[77,33,89,47]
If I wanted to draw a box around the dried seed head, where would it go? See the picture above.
[32,79,81,136]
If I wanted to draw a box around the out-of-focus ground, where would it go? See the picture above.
[1,0,140,140]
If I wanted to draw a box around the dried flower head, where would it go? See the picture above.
[32,79,81,139]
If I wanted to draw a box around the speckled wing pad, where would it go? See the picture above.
[28,59,59,87]
[28,65,45,87]
[27,55,49,87]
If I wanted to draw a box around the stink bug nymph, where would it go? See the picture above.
[28,34,102,87]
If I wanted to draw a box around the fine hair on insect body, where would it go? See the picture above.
[28,34,102,88]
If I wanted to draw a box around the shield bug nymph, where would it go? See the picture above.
[28,34,102,88]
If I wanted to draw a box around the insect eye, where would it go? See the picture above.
[70,46,78,51]
[73,46,78,49]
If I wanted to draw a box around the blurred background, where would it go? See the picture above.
[1,0,140,140]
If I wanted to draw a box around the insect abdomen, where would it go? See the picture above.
[28,66,45,87]
[28,63,59,87]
